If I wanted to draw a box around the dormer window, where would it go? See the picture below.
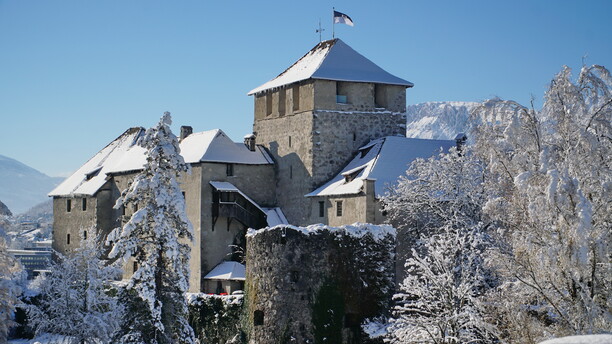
[342,166,365,183]
[85,167,102,181]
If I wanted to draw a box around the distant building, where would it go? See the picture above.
[8,249,51,279]
[50,38,456,292]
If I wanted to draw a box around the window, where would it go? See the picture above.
[288,136,292,148]
[133,203,138,212]
[292,85,300,111]
[278,89,286,116]
[66,199,71,212]
[254,310,264,326]
[122,205,126,216]
[83,231,87,240]
[133,261,138,273]
[82,198,87,211]
[182,191,186,199]
[318,201,325,217]
[353,132,357,142]
[374,84,387,108]
[226,163,234,176]
[336,201,343,217]
[336,82,348,104]
[266,93,272,116]
[66,233,71,245]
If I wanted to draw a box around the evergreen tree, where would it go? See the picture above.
[27,229,121,344]
[106,112,196,344]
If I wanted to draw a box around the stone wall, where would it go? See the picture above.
[311,110,406,187]
[245,224,396,344]
[51,195,97,255]
[253,111,315,225]
[254,106,405,226]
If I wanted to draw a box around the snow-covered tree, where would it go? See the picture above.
[387,224,498,344]
[106,112,196,344]
[0,235,21,344]
[383,148,500,343]
[473,65,612,340]
[27,229,121,344]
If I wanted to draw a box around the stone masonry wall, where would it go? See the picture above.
[253,112,315,225]
[245,224,396,344]
[311,110,406,187]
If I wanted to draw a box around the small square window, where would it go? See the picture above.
[336,201,343,217]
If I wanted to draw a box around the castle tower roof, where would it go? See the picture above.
[247,38,413,95]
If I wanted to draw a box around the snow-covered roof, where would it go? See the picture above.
[306,136,455,198]
[203,261,246,281]
[209,181,265,213]
[49,128,273,197]
[180,129,273,165]
[263,207,288,227]
[248,39,413,95]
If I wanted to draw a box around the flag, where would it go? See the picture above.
[333,10,354,27]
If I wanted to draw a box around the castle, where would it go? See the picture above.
[49,38,456,293]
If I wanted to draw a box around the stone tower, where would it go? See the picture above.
[249,39,413,225]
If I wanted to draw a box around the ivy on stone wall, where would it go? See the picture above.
[187,294,245,344]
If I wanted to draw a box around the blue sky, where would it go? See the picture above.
[1,0,610,177]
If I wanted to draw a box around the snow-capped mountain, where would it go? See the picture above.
[405,101,480,139]
[0,154,63,215]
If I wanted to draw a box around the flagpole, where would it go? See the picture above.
[332,7,335,39]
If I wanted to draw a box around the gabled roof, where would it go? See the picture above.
[203,261,246,281]
[49,128,273,197]
[306,136,455,198]
[248,38,413,95]
[181,129,274,165]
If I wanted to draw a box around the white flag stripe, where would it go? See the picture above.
[333,10,354,27]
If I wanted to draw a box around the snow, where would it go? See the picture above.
[248,38,413,95]
[263,207,288,227]
[203,261,246,281]
[185,292,243,306]
[538,334,612,344]
[180,129,273,165]
[49,128,272,197]
[307,136,455,197]
[405,101,480,140]
[247,222,396,242]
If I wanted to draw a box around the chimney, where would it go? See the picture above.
[180,126,193,141]
[454,132,467,152]
[244,133,256,151]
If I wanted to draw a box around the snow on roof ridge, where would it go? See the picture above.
[248,38,413,95]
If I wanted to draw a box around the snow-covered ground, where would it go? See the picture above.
[538,334,612,344]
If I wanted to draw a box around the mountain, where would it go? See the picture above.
[0,154,64,215]
[405,101,481,140]
[0,200,11,216]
